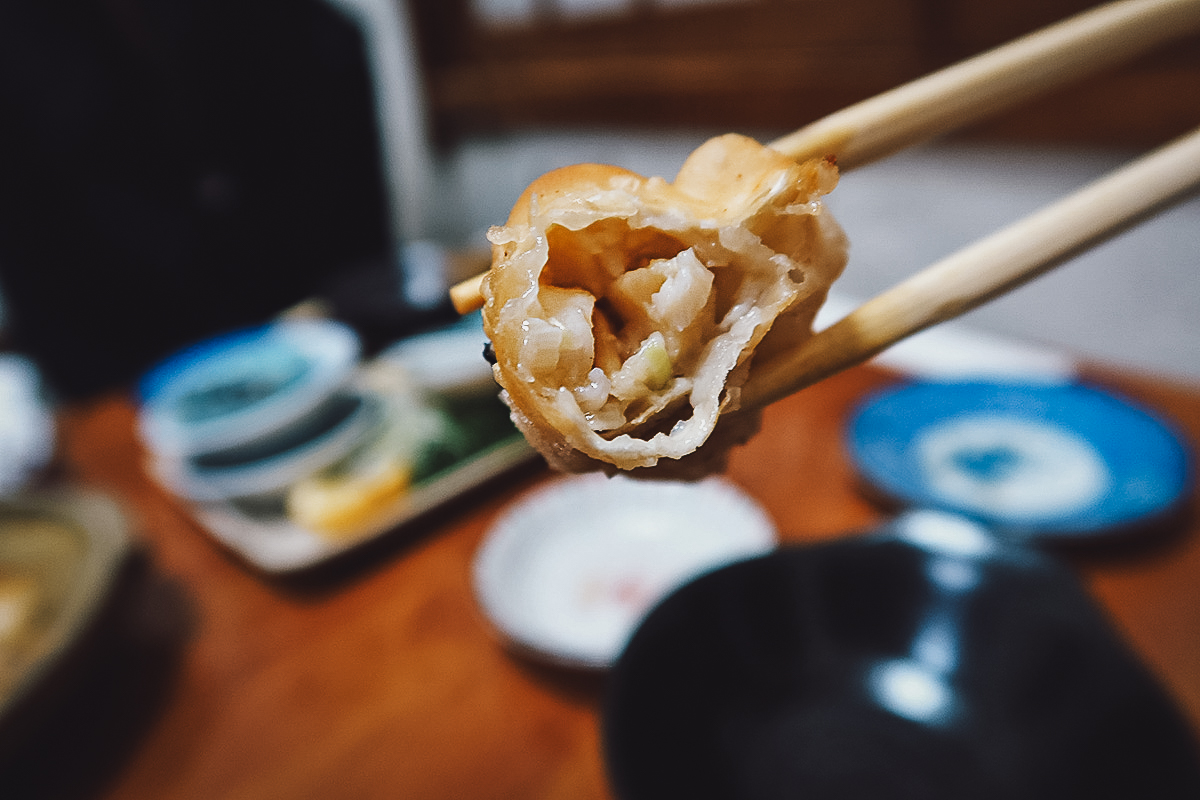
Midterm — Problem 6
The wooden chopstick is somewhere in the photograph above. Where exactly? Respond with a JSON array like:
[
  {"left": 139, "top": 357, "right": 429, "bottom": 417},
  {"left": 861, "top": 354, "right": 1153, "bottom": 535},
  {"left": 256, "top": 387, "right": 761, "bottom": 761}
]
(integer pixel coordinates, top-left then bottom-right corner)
[
  {"left": 770, "top": 0, "right": 1200, "bottom": 169},
  {"left": 449, "top": 0, "right": 1200, "bottom": 316},
  {"left": 740, "top": 124, "right": 1200, "bottom": 410},
  {"left": 449, "top": 272, "right": 486, "bottom": 316}
]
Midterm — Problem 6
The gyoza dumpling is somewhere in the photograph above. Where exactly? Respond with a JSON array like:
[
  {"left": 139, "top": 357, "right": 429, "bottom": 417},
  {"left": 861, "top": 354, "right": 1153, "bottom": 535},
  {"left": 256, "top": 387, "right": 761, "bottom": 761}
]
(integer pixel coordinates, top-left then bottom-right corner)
[{"left": 481, "top": 134, "right": 848, "bottom": 474}]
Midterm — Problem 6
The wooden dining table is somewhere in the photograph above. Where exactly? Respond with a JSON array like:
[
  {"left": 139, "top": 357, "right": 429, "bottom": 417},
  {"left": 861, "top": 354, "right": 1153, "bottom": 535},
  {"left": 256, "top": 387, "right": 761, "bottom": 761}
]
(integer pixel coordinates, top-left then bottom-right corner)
[{"left": 24, "top": 358, "right": 1200, "bottom": 799}]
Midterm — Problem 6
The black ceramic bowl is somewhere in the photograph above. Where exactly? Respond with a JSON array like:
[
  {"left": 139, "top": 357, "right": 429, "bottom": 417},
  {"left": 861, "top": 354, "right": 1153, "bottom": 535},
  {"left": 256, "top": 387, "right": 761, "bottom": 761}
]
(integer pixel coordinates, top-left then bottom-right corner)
[{"left": 602, "top": 511, "right": 1200, "bottom": 800}]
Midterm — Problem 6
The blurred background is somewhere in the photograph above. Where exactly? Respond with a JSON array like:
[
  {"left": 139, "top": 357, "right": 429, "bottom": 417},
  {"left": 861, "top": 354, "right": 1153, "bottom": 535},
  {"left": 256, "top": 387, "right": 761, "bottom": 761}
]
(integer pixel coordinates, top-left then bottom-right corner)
[
  {"left": 416, "top": 0, "right": 1200, "bottom": 384},
  {"left": 0, "top": 3, "right": 1198, "bottom": 797},
  {"left": 0, "top": 0, "right": 1198, "bottom": 403}
]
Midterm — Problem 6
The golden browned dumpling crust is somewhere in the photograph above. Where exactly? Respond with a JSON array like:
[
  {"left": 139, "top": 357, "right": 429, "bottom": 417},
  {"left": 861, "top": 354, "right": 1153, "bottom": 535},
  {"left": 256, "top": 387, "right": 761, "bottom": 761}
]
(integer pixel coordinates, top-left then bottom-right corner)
[{"left": 482, "top": 134, "right": 848, "bottom": 474}]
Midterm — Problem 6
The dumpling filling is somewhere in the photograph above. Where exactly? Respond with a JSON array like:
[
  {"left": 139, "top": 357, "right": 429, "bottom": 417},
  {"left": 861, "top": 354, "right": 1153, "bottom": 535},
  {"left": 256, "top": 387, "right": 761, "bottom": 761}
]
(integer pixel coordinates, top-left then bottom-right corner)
[{"left": 482, "top": 134, "right": 849, "bottom": 473}]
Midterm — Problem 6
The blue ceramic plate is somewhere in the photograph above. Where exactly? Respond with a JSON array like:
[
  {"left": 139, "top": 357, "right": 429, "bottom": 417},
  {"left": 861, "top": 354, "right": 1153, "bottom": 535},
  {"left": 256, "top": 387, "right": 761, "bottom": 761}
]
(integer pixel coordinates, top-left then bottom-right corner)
[
  {"left": 138, "top": 319, "right": 360, "bottom": 458},
  {"left": 845, "top": 381, "right": 1191, "bottom": 541},
  {"left": 603, "top": 512, "right": 1200, "bottom": 800}
]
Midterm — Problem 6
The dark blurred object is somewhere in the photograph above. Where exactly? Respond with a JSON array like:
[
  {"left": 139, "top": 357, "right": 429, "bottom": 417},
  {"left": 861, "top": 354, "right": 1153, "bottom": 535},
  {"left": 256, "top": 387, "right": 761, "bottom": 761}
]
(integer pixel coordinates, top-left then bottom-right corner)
[
  {"left": 0, "top": 0, "right": 393, "bottom": 401},
  {"left": 412, "top": 0, "right": 1200, "bottom": 150},
  {"left": 317, "top": 244, "right": 461, "bottom": 358},
  {"left": 603, "top": 511, "right": 1200, "bottom": 800},
  {"left": 0, "top": 535, "right": 192, "bottom": 799},
  {"left": 0, "top": 489, "right": 147, "bottom": 764},
  {"left": 412, "top": 0, "right": 924, "bottom": 141}
]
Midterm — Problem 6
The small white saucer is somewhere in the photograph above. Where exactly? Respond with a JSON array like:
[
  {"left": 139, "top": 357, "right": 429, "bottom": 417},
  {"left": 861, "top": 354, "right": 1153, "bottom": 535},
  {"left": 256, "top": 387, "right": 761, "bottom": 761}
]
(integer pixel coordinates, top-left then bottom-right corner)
[
  {"left": 472, "top": 474, "right": 777, "bottom": 670},
  {"left": 377, "top": 312, "right": 495, "bottom": 396},
  {"left": 0, "top": 356, "right": 54, "bottom": 496}
]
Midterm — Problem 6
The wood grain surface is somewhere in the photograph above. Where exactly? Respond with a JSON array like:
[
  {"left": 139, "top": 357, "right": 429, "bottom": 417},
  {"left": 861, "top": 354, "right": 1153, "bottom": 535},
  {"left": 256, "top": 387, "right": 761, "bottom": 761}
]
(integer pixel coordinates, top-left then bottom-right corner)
[
  {"left": 27, "top": 361, "right": 1200, "bottom": 799},
  {"left": 417, "top": 0, "right": 1200, "bottom": 151}
]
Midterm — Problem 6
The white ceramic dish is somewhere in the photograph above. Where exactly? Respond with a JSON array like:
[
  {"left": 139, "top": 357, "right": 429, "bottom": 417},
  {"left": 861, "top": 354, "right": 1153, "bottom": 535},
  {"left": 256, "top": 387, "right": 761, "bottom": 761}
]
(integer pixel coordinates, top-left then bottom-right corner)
[
  {"left": 472, "top": 474, "right": 777, "bottom": 670},
  {"left": 145, "top": 365, "right": 536, "bottom": 575},
  {"left": 167, "top": 436, "right": 535, "bottom": 574},
  {"left": 378, "top": 312, "right": 495, "bottom": 396},
  {"left": 141, "top": 316, "right": 542, "bottom": 576},
  {"left": 0, "top": 356, "right": 55, "bottom": 497}
]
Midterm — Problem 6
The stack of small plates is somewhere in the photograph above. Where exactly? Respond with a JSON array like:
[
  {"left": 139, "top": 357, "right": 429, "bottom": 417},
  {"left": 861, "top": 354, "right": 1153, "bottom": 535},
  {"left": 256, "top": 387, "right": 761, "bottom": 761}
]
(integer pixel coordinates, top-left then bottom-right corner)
[{"left": 138, "top": 319, "right": 370, "bottom": 507}]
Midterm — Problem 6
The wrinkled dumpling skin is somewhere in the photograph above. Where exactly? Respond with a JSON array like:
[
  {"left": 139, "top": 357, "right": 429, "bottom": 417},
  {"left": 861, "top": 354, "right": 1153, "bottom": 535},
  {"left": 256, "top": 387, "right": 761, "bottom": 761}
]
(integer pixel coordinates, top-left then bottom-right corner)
[{"left": 482, "top": 134, "right": 848, "bottom": 475}]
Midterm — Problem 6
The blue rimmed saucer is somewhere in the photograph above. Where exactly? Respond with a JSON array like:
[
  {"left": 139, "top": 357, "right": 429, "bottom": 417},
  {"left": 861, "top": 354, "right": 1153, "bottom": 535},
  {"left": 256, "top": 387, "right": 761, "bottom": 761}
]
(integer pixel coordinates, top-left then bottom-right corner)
[
  {"left": 845, "top": 381, "right": 1191, "bottom": 542},
  {"left": 138, "top": 319, "right": 361, "bottom": 459}
]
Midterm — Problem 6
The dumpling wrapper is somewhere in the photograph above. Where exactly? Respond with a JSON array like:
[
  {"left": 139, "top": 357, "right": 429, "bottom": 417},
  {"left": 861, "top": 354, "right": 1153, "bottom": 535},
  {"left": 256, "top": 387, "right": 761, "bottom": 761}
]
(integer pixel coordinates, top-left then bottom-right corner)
[{"left": 482, "top": 134, "right": 848, "bottom": 475}]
